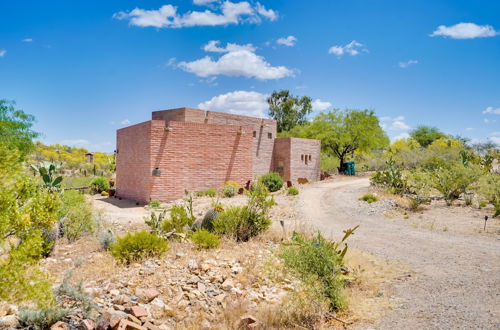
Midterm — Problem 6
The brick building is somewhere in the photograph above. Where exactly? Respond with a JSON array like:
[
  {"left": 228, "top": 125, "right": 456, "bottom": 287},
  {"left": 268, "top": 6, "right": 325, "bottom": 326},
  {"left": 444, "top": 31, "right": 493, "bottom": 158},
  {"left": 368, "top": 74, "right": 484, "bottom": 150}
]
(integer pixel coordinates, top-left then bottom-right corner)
[{"left": 116, "top": 107, "right": 320, "bottom": 202}]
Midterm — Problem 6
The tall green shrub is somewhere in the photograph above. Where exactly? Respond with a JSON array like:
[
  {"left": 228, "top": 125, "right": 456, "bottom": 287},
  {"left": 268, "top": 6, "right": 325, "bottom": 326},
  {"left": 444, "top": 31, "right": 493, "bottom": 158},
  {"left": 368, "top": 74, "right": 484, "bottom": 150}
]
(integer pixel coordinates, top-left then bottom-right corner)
[
  {"left": 110, "top": 231, "right": 168, "bottom": 264},
  {"left": 260, "top": 172, "right": 284, "bottom": 192}
]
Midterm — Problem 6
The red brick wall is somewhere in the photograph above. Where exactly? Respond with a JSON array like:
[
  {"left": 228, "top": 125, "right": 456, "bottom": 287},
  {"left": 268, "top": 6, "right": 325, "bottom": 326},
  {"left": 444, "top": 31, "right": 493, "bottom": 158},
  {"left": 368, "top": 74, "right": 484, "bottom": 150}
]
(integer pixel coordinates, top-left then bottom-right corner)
[
  {"left": 149, "top": 120, "right": 253, "bottom": 201},
  {"left": 151, "top": 108, "right": 276, "bottom": 177},
  {"left": 116, "top": 121, "right": 152, "bottom": 202},
  {"left": 273, "top": 137, "right": 321, "bottom": 183}
]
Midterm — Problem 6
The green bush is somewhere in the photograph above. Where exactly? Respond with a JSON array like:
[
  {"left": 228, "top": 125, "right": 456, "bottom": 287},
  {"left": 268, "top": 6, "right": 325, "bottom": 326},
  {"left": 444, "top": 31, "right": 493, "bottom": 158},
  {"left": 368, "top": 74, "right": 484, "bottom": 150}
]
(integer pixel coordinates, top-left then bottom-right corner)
[
  {"left": 146, "top": 205, "right": 194, "bottom": 236},
  {"left": 90, "top": 176, "right": 110, "bottom": 193},
  {"left": 359, "top": 193, "right": 378, "bottom": 203},
  {"left": 476, "top": 174, "right": 500, "bottom": 217},
  {"left": 149, "top": 200, "right": 161, "bottom": 208},
  {"left": 260, "top": 172, "right": 284, "bottom": 192},
  {"left": 222, "top": 184, "right": 237, "bottom": 197},
  {"left": 19, "top": 307, "right": 70, "bottom": 329},
  {"left": 110, "top": 231, "right": 168, "bottom": 264},
  {"left": 370, "top": 158, "right": 407, "bottom": 194},
  {"left": 58, "top": 190, "right": 95, "bottom": 242},
  {"left": 479, "top": 200, "right": 488, "bottom": 208},
  {"left": 213, "top": 182, "right": 274, "bottom": 241},
  {"left": 190, "top": 229, "right": 221, "bottom": 249},
  {"left": 206, "top": 188, "right": 217, "bottom": 197},
  {"left": 279, "top": 228, "right": 358, "bottom": 311},
  {"left": 287, "top": 186, "right": 299, "bottom": 196},
  {"left": 98, "top": 229, "right": 115, "bottom": 251}
]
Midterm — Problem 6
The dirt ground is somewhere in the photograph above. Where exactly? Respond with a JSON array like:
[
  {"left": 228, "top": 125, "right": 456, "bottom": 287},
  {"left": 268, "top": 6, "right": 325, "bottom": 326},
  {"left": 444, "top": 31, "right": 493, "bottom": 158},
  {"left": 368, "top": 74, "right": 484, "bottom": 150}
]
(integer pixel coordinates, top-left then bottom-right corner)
[{"left": 298, "top": 177, "right": 500, "bottom": 330}]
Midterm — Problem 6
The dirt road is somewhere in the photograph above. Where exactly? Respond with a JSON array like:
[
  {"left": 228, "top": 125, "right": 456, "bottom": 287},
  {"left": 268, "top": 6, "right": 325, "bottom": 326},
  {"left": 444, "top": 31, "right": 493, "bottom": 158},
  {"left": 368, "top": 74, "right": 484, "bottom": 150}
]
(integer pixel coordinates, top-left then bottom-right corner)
[{"left": 299, "top": 178, "right": 500, "bottom": 329}]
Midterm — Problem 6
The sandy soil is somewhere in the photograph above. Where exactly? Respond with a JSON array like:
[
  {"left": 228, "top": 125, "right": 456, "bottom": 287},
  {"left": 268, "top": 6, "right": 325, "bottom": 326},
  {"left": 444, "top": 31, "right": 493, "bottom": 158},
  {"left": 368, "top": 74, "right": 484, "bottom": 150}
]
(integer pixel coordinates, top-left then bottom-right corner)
[{"left": 297, "top": 177, "right": 500, "bottom": 329}]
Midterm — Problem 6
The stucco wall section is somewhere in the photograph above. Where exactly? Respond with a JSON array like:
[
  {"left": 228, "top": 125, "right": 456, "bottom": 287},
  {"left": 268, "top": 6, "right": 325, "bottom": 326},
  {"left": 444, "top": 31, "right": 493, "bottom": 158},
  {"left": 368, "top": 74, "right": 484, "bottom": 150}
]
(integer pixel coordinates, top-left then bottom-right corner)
[
  {"left": 116, "top": 121, "right": 152, "bottom": 202},
  {"left": 289, "top": 138, "right": 321, "bottom": 183},
  {"left": 149, "top": 120, "right": 253, "bottom": 201},
  {"left": 272, "top": 138, "right": 292, "bottom": 181}
]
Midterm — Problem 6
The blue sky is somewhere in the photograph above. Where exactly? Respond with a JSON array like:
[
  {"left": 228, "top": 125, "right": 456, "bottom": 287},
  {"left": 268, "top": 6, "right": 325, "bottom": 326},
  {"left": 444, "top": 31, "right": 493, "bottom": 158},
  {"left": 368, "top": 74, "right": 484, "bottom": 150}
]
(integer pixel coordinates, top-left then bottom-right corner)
[{"left": 1, "top": 0, "right": 499, "bottom": 152}]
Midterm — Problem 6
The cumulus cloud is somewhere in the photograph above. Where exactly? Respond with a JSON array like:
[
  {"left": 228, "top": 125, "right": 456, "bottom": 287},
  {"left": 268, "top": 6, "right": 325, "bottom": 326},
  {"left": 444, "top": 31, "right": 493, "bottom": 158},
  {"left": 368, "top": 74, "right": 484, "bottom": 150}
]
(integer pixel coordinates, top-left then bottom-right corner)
[
  {"left": 193, "top": 0, "right": 218, "bottom": 5},
  {"left": 113, "top": 1, "right": 277, "bottom": 28},
  {"left": 0, "top": 50, "right": 6, "bottom": 57},
  {"left": 22, "top": 38, "right": 33, "bottom": 42},
  {"left": 198, "top": 90, "right": 269, "bottom": 118},
  {"left": 328, "top": 40, "right": 367, "bottom": 57},
  {"left": 392, "top": 132, "right": 410, "bottom": 141},
  {"left": 203, "top": 40, "right": 256, "bottom": 53},
  {"left": 312, "top": 99, "right": 331, "bottom": 112},
  {"left": 430, "top": 22, "right": 498, "bottom": 39},
  {"left": 276, "top": 35, "right": 297, "bottom": 47},
  {"left": 483, "top": 106, "right": 500, "bottom": 115},
  {"left": 178, "top": 42, "right": 293, "bottom": 80},
  {"left": 380, "top": 116, "right": 411, "bottom": 131},
  {"left": 399, "top": 59, "right": 418, "bottom": 68}
]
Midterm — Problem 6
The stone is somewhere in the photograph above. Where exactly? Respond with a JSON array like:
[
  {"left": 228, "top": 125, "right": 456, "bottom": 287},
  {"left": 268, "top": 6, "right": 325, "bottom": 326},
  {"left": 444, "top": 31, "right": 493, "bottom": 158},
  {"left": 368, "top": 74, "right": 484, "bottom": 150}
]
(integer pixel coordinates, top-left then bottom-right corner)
[
  {"left": 186, "top": 275, "right": 200, "bottom": 284},
  {"left": 142, "top": 321, "right": 159, "bottom": 330},
  {"left": 109, "top": 316, "right": 122, "bottom": 329},
  {"left": 143, "top": 288, "right": 160, "bottom": 302},
  {"left": 187, "top": 259, "right": 198, "bottom": 271},
  {"left": 149, "top": 298, "right": 166, "bottom": 319},
  {"left": 127, "top": 314, "right": 142, "bottom": 325},
  {"left": 163, "top": 305, "right": 175, "bottom": 317},
  {"left": 51, "top": 321, "right": 70, "bottom": 330},
  {"left": 110, "top": 289, "right": 121, "bottom": 296},
  {"left": 78, "top": 319, "right": 95, "bottom": 330},
  {"left": 113, "top": 295, "right": 129, "bottom": 305},
  {"left": 221, "top": 279, "right": 234, "bottom": 291},
  {"left": 200, "top": 319, "right": 211, "bottom": 329},
  {"left": 130, "top": 306, "right": 148, "bottom": 318},
  {"left": 116, "top": 319, "right": 146, "bottom": 330},
  {"left": 197, "top": 282, "right": 206, "bottom": 293},
  {"left": 175, "top": 253, "right": 186, "bottom": 259},
  {"left": 236, "top": 315, "right": 261, "bottom": 329},
  {"left": 158, "top": 325, "right": 172, "bottom": 330}
]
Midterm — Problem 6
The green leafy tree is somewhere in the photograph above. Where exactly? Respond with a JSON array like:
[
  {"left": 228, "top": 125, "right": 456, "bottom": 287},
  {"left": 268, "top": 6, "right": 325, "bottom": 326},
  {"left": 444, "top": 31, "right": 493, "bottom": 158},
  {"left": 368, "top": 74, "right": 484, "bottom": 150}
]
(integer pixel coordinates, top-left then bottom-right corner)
[
  {"left": 289, "top": 109, "right": 389, "bottom": 173},
  {"left": 0, "top": 99, "right": 39, "bottom": 159},
  {"left": 267, "top": 90, "right": 312, "bottom": 133},
  {"left": 409, "top": 126, "right": 446, "bottom": 148}
]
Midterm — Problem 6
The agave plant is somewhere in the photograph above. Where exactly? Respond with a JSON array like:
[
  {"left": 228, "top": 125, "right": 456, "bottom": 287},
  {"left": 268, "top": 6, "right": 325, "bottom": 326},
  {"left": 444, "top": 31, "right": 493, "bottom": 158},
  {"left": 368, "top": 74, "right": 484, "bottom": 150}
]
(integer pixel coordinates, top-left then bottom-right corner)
[{"left": 31, "top": 161, "right": 63, "bottom": 191}]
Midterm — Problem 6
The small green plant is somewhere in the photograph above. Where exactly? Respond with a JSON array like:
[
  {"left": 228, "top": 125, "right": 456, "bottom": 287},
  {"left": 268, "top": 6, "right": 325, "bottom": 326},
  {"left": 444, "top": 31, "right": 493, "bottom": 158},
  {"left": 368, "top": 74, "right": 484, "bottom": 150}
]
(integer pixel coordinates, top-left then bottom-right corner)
[
  {"left": 222, "top": 184, "right": 237, "bottom": 197},
  {"left": 31, "top": 161, "right": 63, "bottom": 191},
  {"left": 479, "top": 200, "right": 488, "bottom": 208},
  {"left": 279, "top": 227, "right": 358, "bottom": 312},
  {"left": 97, "top": 229, "right": 115, "bottom": 251},
  {"left": 359, "top": 193, "right": 378, "bottom": 203},
  {"left": 408, "top": 196, "right": 427, "bottom": 211},
  {"left": 370, "top": 158, "right": 407, "bottom": 194},
  {"left": 19, "top": 307, "right": 70, "bottom": 329},
  {"left": 90, "top": 176, "right": 110, "bottom": 193},
  {"left": 464, "top": 196, "right": 473, "bottom": 206},
  {"left": 260, "top": 172, "right": 284, "bottom": 192},
  {"left": 57, "top": 190, "right": 95, "bottom": 242},
  {"left": 189, "top": 229, "right": 221, "bottom": 249},
  {"left": 195, "top": 191, "right": 205, "bottom": 197},
  {"left": 287, "top": 186, "right": 299, "bottom": 196},
  {"left": 110, "top": 231, "right": 168, "bottom": 264},
  {"left": 162, "top": 205, "right": 194, "bottom": 233},
  {"left": 100, "top": 190, "right": 109, "bottom": 197},
  {"left": 149, "top": 200, "right": 161, "bottom": 208},
  {"left": 205, "top": 188, "right": 217, "bottom": 197}
]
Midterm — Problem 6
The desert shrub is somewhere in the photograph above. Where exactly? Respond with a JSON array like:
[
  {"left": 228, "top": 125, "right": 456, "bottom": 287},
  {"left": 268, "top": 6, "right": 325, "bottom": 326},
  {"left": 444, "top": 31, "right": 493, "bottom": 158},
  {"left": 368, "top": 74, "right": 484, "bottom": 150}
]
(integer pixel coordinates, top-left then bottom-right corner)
[
  {"left": 100, "top": 191, "right": 109, "bottom": 197},
  {"left": 194, "top": 207, "right": 223, "bottom": 232},
  {"left": 260, "top": 172, "right": 284, "bottom": 192},
  {"left": 320, "top": 154, "right": 339, "bottom": 174},
  {"left": 162, "top": 205, "right": 194, "bottom": 233},
  {"left": 110, "top": 231, "right": 168, "bottom": 264},
  {"left": 476, "top": 174, "right": 500, "bottom": 217},
  {"left": 407, "top": 196, "right": 427, "bottom": 211},
  {"left": 90, "top": 176, "right": 109, "bottom": 193},
  {"left": 213, "top": 182, "right": 274, "bottom": 241},
  {"left": 359, "top": 193, "right": 378, "bottom": 203},
  {"left": 149, "top": 200, "right": 161, "bottom": 208},
  {"left": 279, "top": 228, "right": 358, "bottom": 311},
  {"left": 222, "top": 184, "right": 237, "bottom": 197},
  {"left": 195, "top": 191, "right": 205, "bottom": 197},
  {"left": 370, "top": 158, "right": 408, "bottom": 194},
  {"left": 205, "top": 188, "right": 217, "bottom": 197},
  {"left": 225, "top": 181, "right": 241, "bottom": 189},
  {"left": 97, "top": 229, "right": 115, "bottom": 251},
  {"left": 189, "top": 229, "right": 221, "bottom": 249},
  {"left": 479, "top": 200, "right": 488, "bottom": 208},
  {"left": 287, "top": 186, "right": 299, "bottom": 196},
  {"left": 19, "top": 306, "right": 70, "bottom": 329},
  {"left": 57, "top": 190, "right": 95, "bottom": 242}
]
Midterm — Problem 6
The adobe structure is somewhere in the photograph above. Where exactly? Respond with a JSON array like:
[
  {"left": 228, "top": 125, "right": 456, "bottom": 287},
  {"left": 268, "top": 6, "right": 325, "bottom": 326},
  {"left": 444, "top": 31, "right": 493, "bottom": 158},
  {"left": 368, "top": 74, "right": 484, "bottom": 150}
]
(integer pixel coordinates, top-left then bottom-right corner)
[{"left": 116, "top": 107, "right": 321, "bottom": 202}]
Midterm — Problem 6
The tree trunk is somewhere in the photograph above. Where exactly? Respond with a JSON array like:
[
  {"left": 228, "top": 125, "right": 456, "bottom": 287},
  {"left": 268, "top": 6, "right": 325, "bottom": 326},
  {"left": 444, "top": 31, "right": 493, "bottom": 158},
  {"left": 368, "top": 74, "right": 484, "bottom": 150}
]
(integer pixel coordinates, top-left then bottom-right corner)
[{"left": 338, "top": 156, "right": 346, "bottom": 174}]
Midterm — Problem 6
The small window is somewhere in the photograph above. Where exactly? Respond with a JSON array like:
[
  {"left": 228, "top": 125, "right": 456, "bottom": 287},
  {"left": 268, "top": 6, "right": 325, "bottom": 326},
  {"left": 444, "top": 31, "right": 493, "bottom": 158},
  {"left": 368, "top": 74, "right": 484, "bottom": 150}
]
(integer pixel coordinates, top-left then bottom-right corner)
[
  {"left": 268, "top": 132, "right": 272, "bottom": 139},
  {"left": 309, "top": 155, "right": 312, "bottom": 161},
  {"left": 253, "top": 131, "right": 256, "bottom": 137},
  {"left": 305, "top": 156, "right": 308, "bottom": 165},
  {"left": 301, "top": 155, "right": 304, "bottom": 161}
]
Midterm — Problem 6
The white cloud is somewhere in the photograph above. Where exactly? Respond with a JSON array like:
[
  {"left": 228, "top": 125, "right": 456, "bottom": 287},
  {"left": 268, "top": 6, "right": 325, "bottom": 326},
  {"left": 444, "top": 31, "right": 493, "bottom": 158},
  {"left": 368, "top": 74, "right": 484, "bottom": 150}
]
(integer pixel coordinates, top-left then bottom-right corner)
[
  {"left": 193, "top": 0, "right": 218, "bottom": 5},
  {"left": 328, "top": 40, "right": 367, "bottom": 57},
  {"left": 392, "top": 132, "right": 410, "bottom": 141},
  {"left": 465, "top": 127, "right": 475, "bottom": 131},
  {"left": 276, "top": 35, "right": 297, "bottom": 47},
  {"left": 484, "top": 118, "right": 496, "bottom": 124},
  {"left": 120, "top": 119, "right": 131, "bottom": 125},
  {"left": 430, "top": 22, "right": 498, "bottom": 39},
  {"left": 255, "top": 2, "right": 278, "bottom": 21},
  {"left": 199, "top": 90, "right": 269, "bottom": 118},
  {"left": 60, "top": 139, "right": 90, "bottom": 147},
  {"left": 312, "top": 99, "right": 331, "bottom": 111},
  {"left": 178, "top": 44, "right": 293, "bottom": 80},
  {"left": 0, "top": 50, "right": 6, "bottom": 57},
  {"left": 399, "top": 59, "right": 418, "bottom": 68},
  {"left": 113, "top": 1, "right": 277, "bottom": 28},
  {"left": 483, "top": 106, "right": 500, "bottom": 115},
  {"left": 380, "top": 116, "right": 410, "bottom": 131},
  {"left": 203, "top": 40, "right": 256, "bottom": 53},
  {"left": 22, "top": 38, "right": 33, "bottom": 42}
]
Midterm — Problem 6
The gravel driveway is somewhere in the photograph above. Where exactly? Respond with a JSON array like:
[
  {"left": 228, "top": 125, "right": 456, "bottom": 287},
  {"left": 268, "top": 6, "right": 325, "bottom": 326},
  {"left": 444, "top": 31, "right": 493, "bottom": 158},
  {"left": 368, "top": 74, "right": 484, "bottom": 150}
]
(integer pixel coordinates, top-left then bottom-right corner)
[{"left": 298, "top": 178, "right": 500, "bottom": 330}]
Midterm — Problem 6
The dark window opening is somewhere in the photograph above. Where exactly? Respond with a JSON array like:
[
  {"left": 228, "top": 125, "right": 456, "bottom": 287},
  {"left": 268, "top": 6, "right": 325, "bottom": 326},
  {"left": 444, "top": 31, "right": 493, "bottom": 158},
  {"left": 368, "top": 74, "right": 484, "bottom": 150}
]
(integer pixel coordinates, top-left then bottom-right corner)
[
  {"left": 268, "top": 132, "right": 272, "bottom": 139},
  {"left": 309, "top": 155, "right": 312, "bottom": 161},
  {"left": 301, "top": 154, "right": 304, "bottom": 161},
  {"left": 253, "top": 131, "right": 256, "bottom": 138}
]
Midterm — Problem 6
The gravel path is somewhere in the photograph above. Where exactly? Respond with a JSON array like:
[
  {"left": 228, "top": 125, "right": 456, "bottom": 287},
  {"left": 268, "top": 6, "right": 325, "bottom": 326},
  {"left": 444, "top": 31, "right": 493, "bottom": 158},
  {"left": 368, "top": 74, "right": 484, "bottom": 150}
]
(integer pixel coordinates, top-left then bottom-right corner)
[{"left": 298, "top": 178, "right": 500, "bottom": 330}]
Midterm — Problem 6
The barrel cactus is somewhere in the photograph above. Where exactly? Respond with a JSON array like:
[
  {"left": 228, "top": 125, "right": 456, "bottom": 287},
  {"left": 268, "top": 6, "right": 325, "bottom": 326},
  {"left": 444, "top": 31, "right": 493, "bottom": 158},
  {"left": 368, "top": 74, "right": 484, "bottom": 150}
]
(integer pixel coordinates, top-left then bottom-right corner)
[{"left": 192, "top": 206, "right": 224, "bottom": 232}]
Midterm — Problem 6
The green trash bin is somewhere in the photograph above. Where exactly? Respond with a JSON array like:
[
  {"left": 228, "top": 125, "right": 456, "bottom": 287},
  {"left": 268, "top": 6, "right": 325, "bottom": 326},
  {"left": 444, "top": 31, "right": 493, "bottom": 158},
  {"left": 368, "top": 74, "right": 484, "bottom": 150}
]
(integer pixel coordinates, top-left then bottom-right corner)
[{"left": 346, "top": 161, "right": 356, "bottom": 176}]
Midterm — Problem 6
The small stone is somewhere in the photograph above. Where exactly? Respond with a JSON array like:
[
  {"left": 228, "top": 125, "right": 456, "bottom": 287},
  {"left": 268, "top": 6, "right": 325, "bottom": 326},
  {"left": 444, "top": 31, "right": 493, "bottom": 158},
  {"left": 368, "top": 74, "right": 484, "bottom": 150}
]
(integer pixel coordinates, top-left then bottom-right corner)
[
  {"left": 186, "top": 275, "right": 200, "bottom": 284},
  {"left": 143, "top": 321, "right": 160, "bottom": 330},
  {"left": 221, "top": 279, "right": 234, "bottom": 291},
  {"left": 127, "top": 314, "right": 142, "bottom": 325},
  {"left": 130, "top": 306, "right": 148, "bottom": 318},
  {"left": 51, "top": 321, "right": 69, "bottom": 330},
  {"left": 163, "top": 305, "right": 174, "bottom": 317},
  {"left": 110, "top": 289, "right": 120, "bottom": 296},
  {"left": 116, "top": 319, "right": 146, "bottom": 330},
  {"left": 175, "top": 253, "right": 186, "bottom": 259},
  {"left": 143, "top": 288, "right": 160, "bottom": 302},
  {"left": 130, "top": 295, "right": 139, "bottom": 302},
  {"left": 236, "top": 315, "right": 261, "bottom": 330},
  {"left": 149, "top": 298, "right": 166, "bottom": 319},
  {"left": 200, "top": 319, "right": 211, "bottom": 329},
  {"left": 197, "top": 282, "right": 206, "bottom": 293},
  {"left": 143, "top": 260, "right": 156, "bottom": 268},
  {"left": 78, "top": 319, "right": 95, "bottom": 330},
  {"left": 113, "top": 295, "right": 129, "bottom": 305},
  {"left": 109, "top": 316, "right": 122, "bottom": 329}
]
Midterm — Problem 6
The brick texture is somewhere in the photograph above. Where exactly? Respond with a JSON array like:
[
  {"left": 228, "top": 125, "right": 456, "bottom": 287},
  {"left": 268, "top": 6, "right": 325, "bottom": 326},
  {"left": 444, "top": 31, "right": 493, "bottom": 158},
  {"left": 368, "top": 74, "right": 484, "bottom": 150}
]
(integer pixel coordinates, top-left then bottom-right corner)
[{"left": 273, "top": 137, "right": 321, "bottom": 183}]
